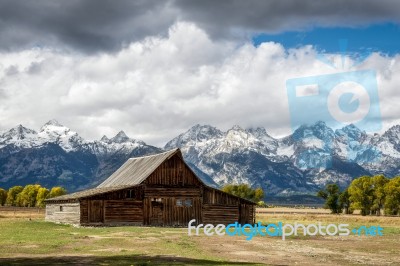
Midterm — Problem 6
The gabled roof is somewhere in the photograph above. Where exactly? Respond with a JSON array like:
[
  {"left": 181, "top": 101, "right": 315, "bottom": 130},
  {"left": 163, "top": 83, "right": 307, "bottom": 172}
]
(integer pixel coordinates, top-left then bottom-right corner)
[{"left": 97, "top": 148, "right": 181, "bottom": 188}]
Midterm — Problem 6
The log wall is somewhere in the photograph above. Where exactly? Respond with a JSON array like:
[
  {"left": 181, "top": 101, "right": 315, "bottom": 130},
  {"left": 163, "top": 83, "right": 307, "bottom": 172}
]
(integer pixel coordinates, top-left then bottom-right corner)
[
  {"left": 80, "top": 187, "right": 144, "bottom": 225},
  {"left": 240, "top": 204, "right": 255, "bottom": 224},
  {"left": 202, "top": 204, "right": 239, "bottom": 224},
  {"left": 104, "top": 200, "right": 143, "bottom": 223},
  {"left": 145, "top": 154, "right": 202, "bottom": 186},
  {"left": 143, "top": 196, "right": 202, "bottom": 226},
  {"left": 203, "top": 187, "right": 240, "bottom": 205},
  {"left": 45, "top": 202, "right": 80, "bottom": 224}
]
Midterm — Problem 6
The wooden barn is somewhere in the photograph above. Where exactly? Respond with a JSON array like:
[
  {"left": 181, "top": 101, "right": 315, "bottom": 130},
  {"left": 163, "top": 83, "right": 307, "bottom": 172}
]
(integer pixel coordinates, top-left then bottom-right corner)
[{"left": 45, "top": 148, "right": 256, "bottom": 226}]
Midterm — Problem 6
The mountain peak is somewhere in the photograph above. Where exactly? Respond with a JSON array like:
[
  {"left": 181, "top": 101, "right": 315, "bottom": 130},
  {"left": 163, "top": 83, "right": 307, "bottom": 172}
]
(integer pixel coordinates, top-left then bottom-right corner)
[
  {"left": 40, "top": 119, "right": 70, "bottom": 134},
  {"left": 187, "top": 124, "right": 222, "bottom": 139},
  {"left": 230, "top": 125, "right": 244, "bottom": 131},
  {"left": 384, "top": 125, "right": 400, "bottom": 135},
  {"left": 164, "top": 124, "right": 223, "bottom": 149},
  {"left": 292, "top": 121, "right": 334, "bottom": 141},
  {"left": 100, "top": 135, "right": 110, "bottom": 142},
  {"left": 247, "top": 127, "right": 270, "bottom": 137},
  {"left": 342, "top": 123, "right": 361, "bottom": 132},
  {"left": 336, "top": 123, "right": 365, "bottom": 141},
  {"left": 383, "top": 125, "right": 400, "bottom": 142},
  {"left": 5, "top": 124, "right": 37, "bottom": 139},
  {"left": 111, "top": 130, "right": 130, "bottom": 143},
  {"left": 42, "top": 119, "right": 63, "bottom": 127}
]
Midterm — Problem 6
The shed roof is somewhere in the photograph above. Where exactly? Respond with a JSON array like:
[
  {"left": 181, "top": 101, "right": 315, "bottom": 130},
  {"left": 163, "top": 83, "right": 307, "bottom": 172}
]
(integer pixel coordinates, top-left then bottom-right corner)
[{"left": 44, "top": 185, "right": 134, "bottom": 201}]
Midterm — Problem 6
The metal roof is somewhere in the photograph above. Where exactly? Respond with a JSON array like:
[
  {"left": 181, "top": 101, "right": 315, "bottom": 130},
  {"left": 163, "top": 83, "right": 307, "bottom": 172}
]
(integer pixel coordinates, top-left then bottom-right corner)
[
  {"left": 45, "top": 185, "right": 134, "bottom": 201},
  {"left": 97, "top": 148, "right": 180, "bottom": 188}
]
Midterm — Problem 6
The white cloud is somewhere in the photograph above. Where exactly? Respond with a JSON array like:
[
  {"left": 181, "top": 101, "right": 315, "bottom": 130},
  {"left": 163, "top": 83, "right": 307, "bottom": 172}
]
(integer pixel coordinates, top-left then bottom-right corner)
[{"left": 0, "top": 22, "right": 399, "bottom": 146}]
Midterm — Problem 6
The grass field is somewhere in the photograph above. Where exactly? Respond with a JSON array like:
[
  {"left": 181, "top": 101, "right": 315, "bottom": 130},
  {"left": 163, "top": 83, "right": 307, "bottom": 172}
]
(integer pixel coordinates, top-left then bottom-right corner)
[{"left": 0, "top": 207, "right": 399, "bottom": 265}]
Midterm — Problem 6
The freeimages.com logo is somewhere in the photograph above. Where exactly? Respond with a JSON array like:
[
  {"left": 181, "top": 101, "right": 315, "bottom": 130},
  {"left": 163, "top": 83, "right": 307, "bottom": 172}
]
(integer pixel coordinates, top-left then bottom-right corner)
[{"left": 286, "top": 40, "right": 382, "bottom": 168}]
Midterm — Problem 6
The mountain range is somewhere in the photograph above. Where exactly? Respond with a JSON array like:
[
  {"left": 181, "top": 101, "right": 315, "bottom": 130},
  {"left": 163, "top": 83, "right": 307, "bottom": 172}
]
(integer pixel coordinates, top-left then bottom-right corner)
[{"left": 1, "top": 119, "right": 399, "bottom": 198}]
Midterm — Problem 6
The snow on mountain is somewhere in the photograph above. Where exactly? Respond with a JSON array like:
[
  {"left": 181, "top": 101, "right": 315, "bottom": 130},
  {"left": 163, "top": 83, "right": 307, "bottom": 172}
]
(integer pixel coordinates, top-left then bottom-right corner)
[
  {"left": 166, "top": 122, "right": 400, "bottom": 195},
  {"left": 1, "top": 120, "right": 400, "bottom": 196},
  {"left": 0, "top": 125, "right": 38, "bottom": 149},
  {"left": 110, "top": 131, "right": 130, "bottom": 143},
  {"left": 165, "top": 124, "right": 311, "bottom": 193},
  {"left": 0, "top": 120, "right": 84, "bottom": 152},
  {"left": 37, "top": 119, "right": 84, "bottom": 152},
  {"left": 0, "top": 120, "right": 164, "bottom": 192},
  {"left": 0, "top": 120, "right": 150, "bottom": 155}
]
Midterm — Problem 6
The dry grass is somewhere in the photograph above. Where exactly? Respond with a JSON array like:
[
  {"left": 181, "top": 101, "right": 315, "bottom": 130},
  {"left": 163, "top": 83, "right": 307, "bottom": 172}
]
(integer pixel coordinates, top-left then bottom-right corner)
[
  {"left": 0, "top": 207, "right": 45, "bottom": 219},
  {"left": 0, "top": 207, "right": 399, "bottom": 265}
]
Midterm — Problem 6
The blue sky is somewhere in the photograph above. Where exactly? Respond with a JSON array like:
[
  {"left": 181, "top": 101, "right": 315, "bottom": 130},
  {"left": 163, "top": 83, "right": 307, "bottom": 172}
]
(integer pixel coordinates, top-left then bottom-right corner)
[{"left": 253, "top": 23, "right": 400, "bottom": 56}]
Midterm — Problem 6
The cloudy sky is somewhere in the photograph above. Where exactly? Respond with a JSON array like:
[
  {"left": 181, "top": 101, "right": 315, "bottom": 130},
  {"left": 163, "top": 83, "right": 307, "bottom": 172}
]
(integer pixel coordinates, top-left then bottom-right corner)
[{"left": 0, "top": 0, "right": 400, "bottom": 146}]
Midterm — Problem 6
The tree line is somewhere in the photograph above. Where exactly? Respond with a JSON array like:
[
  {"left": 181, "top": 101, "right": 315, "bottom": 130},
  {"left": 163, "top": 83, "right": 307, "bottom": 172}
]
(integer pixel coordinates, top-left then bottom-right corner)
[
  {"left": 0, "top": 184, "right": 67, "bottom": 208},
  {"left": 222, "top": 184, "right": 264, "bottom": 203},
  {"left": 317, "top": 175, "right": 400, "bottom": 216}
]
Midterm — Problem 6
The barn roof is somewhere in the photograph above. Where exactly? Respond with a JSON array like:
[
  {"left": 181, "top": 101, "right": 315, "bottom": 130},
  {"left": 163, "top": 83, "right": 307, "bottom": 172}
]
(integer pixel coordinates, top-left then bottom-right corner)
[
  {"left": 44, "top": 185, "right": 134, "bottom": 201},
  {"left": 97, "top": 148, "right": 181, "bottom": 188},
  {"left": 46, "top": 148, "right": 183, "bottom": 201}
]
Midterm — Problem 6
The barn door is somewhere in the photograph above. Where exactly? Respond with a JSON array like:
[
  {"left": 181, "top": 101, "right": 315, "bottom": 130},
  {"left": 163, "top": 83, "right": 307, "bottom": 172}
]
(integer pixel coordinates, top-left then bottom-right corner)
[
  {"left": 150, "top": 198, "right": 164, "bottom": 226},
  {"left": 89, "top": 200, "right": 104, "bottom": 223}
]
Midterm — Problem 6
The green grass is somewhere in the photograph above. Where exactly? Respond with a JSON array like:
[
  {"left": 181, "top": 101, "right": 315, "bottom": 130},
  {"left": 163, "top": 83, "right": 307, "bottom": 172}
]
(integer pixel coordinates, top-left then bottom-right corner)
[
  {"left": 1, "top": 211, "right": 399, "bottom": 265},
  {"left": 0, "top": 219, "right": 264, "bottom": 265}
]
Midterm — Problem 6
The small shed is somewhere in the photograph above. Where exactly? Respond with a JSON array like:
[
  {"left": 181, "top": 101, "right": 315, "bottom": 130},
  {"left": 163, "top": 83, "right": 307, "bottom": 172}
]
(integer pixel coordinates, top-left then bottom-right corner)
[{"left": 45, "top": 148, "right": 256, "bottom": 226}]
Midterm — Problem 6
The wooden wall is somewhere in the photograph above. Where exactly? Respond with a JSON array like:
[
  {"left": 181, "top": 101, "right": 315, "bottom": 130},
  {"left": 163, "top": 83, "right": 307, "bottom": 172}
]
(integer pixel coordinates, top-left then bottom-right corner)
[
  {"left": 80, "top": 187, "right": 144, "bottom": 225},
  {"left": 203, "top": 187, "right": 239, "bottom": 205},
  {"left": 202, "top": 204, "right": 239, "bottom": 224},
  {"left": 45, "top": 202, "right": 80, "bottom": 224},
  {"left": 145, "top": 154, "right": 202, "bottom": 187},
  {"left": 202, "top": 187, "right": 255, "bottom": 225},
  {"left": 143, "top": 196, "right": 202, "bottom": 226},
  {"left": 80, "top": 199, "right": 88, "bottom": 224},
  {"left": 144, "top": 187, "right": 201, "bottom": 197},
  {"left": 104, "top": 200, "right": 143, "bottom": 223},
  {"left": 239, "top": 204, "right": 255, "bottom": 224}
]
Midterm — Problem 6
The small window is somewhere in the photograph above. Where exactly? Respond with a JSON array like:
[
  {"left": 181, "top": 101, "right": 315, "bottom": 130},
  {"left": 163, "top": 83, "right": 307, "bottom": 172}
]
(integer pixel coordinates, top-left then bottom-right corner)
[
  {"left": 59, "top": 206, "right": 63, "bottom": 212},
  {"left": 184, "top": 199, "right": 192, "bottom": 207},
  {"left": 176, "top": 198, "right": 192, "bottom": 207},
  {"left": 176, "top": 199, "right": 183, "bottom": 207}
]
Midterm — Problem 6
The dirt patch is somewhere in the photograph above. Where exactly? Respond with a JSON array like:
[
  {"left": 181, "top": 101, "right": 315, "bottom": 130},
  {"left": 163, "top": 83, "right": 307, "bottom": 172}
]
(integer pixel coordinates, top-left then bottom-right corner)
[{"left": 192, "top": 233, "right": 400, "bottom": 265}]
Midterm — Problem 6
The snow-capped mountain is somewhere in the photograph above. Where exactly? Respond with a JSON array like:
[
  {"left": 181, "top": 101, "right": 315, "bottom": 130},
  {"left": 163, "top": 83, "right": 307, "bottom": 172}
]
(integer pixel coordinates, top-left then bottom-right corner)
[
  {"left": 166, "top": 122, "right": 400, "bottom": 195},
  {"left": 1, "top": 120, "right": 399, "bottom": 197},
  {"left": 0, "top": 119, "right": 84, "bottom": 152},
  {"left": 0, "top": 120, "right": 163, "bottom": 191}
]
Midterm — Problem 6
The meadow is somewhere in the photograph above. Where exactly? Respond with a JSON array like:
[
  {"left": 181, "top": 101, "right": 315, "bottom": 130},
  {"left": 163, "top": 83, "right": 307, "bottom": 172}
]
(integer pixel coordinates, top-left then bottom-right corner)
[{"left": 0, "top": 207, "right": 399, "bottom": 265}]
